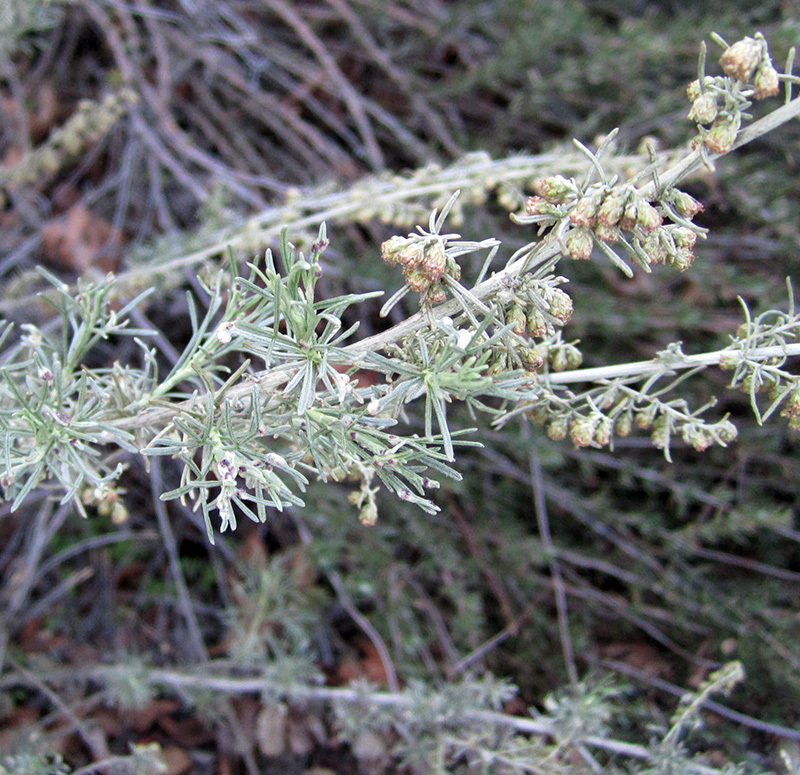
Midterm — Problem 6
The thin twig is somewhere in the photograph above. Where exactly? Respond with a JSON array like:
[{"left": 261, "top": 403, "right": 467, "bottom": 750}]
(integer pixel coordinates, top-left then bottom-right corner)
[
  {"left": 150, "top": 458, "right": 208, "bottom": 661},
  {"left": 529, "top": 444, "right": 579, "bottom": 687}
]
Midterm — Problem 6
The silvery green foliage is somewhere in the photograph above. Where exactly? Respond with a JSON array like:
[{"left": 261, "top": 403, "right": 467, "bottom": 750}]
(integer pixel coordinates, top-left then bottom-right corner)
[{"left": 1, "top": 32, "right": 799, "bottom": 545}]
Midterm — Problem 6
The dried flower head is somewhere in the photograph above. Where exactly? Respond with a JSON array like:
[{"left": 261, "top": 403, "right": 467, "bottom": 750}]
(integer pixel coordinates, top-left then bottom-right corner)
[
  {"left": 720, "top": 35, "right": 764, "bottom": 81},
  {"left": 753, "top": 59, "right": 780, "bottom": 99},
  {"left": 686, "top": 76, "right": 716, "bottom": 102},
  {"left": 780, "top": 388, "right": 800, "bottom": 419},
  {"left": 704, "top": 113, "right": 741, "bottom": 154},
  {"left": 569, "top": 190, "right": 604, "bottom": 228},
  {"left": 670, "top": 191, "right": 704, "bottom": 218}
]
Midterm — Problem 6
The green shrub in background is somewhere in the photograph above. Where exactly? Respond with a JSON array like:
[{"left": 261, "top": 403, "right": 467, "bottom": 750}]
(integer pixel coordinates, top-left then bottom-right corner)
[{"left": 2, "top": 3, "right": 800, "bottom": 773}]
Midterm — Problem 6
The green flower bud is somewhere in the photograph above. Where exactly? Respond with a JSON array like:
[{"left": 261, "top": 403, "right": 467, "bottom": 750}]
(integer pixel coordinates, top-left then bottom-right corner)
[
  {"left": 526, "top": 405, "right": 549, "bottom": 424},
  {"left": 550, "top": 348, "right": 568, "bottom": 372},
  {"left": 404, "top": 266, "right": 430, "bottom": 292},
  {"left": 111, "top": 501, "right": 129, "bottom": 525},
  {"left": 538, "top": 175, "right": 575, "bottom": 203},
  {"left": 525, "top": 195, "right": 562, "bottom": 218},
  {"left": 615, "top": 413, "right": 632, "bottom": 437},
  {"left": 670, "top": 246, "right": 694, "bottom": 271},
  {"left": 597, "top": 190, "right": 628, "bottom": 227},
  {"left": 548, "top": 417, "right": 568, "bottom": 441},
  {"left": 570, "top": 418, "right": 596, "bottom": 448},
  {"left": 593, "top": 417, "right": 613, "bottom": 447},
  {"left": 686, "top": 77, "right": 715, "bottom": 101},
  {"left": 547, "top": 289, "right": 573, "bottom": 325},
  {"left": 526, "top": 307, "right": 549, "bottom": 338},
  {"left": 397, "top": 241, "right": 425, "bottom": 268},
  {"left": 674, "top": 227, "right": 697, "bottom": 249},
  {"left": 688, "top": 93, "right": 719, "bottom": 125},
  {"left": 635, "top": 405, "right": 657, "bottom": 429},
  {"left": 381, "top": 235, "right": 412, "bottom": 264},
  {"left": 716, "top": 420, "right": 737, "bottom": 443},
  {"left": 704, "top": 113, "right": 741, "bottom": 155},
  {"left": 508, "top": 304, "right": 528, "bottom": 335},
  {"left": 565, "top": 227, "right": 594, "bottom": 260},
  {"left": 683, "top": 426, "right": 711, "bottom": 452},
  {"left": 620, "top": 200, "right": 639, "bottom": 231},
  {"left": 359, "top": 498, "right": 378, "bottom": 525},
  {"left": 564, "top": 345, "right": 583, "bottom": 370},
  {"left": 487, "top": 350, "right": 509, "bottom": 375},
  {"left": 635, "top": 200, "right": 663, "bottom": 232},
  {"left": 650, "top": 416, "right": 669, "bottom": 449},
  {"left": 445, "top": 254, "right": 462, "bottom": 281},
  {"left": 520, "top": 347, "right": 545, "bottom": 372},
  {"left": 424, "top": 285, "right": 447, "bottom": 305}
]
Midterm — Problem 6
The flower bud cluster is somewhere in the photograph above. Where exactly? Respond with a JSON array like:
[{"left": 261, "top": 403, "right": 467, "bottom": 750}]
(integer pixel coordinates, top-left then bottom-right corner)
[
  {"left": 780, "top": 387, "right": 800, "bottom": 431},
  {"left": 558, "top": 183, "right": 666, "bottom": 261},
  {"left": 81, "top": 484, "right": 129, "bottom": 524},
  {"left": 1, "top": 88, "right": 138, "bottom": 195},
  {"left": 561, "top": 412, "right": 613, "bottom": 448},
  {"left": 504, "top": 282, "right": 574, "bottom": 340},
  {"left": 681, "top": 419, "right": 737, "bottom": 451},
  {"left": 686, "top": 34, "right": 780, "bottom": 156},
  {"left": 486, "top": 342, "right": 546, "bottom": 375},
  {"left": 720, "top": 34, "right": 780, "bottom": 98},
  {"left": 631, "top": 402, "right": 738, "bottom": 453},
  {"left": 633, "top": 224, "right": 698, "bottom": 271},
  {"left": 547, "top": 341, "right": 583, "bottom": 372},
  {"left": 381, "top": 234, "right": 461, "bottom": 305}
]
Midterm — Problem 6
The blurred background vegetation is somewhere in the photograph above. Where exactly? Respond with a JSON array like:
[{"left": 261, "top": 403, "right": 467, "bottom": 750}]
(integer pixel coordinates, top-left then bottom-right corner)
[{"left": 1, "top": 0, "right": 799, "bottom": 772}]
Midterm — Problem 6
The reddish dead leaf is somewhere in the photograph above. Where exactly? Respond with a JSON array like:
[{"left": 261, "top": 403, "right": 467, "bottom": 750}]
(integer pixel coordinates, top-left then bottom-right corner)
[
  {"left": 331, "top": 635, "right": 390, "bottom": 687},
  {"left": 158, "top": 711, "right": 215, "bottom": 748},
  {"left": 42, "top": 204, "right": 124, "bottom": 273},
  {"left": 128, "top": 699, "right": 182, "bottom": 733},
  {"left": 28, "top": 84, "right": 61, "bottom": 140},
  {"left": 161, "top": 745, "right": 194, "bottom": 775},
  {"left": 0, "top": 704, "right": 39, "bottom": 752},
  {"left": 599, "top": 640, "right": 674, "bottom": 680},
  {"left": 355, "top": 635, "right": 390, "bottom": 685}
]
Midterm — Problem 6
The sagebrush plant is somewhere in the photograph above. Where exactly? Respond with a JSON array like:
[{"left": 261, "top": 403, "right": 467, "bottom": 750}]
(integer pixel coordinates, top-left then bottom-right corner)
[
  {"left": 1, "top": 31, "right": 799, "bottom": 542},
  {"left": 2, "top": 25, "right": 800, "bottom": 775}
]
